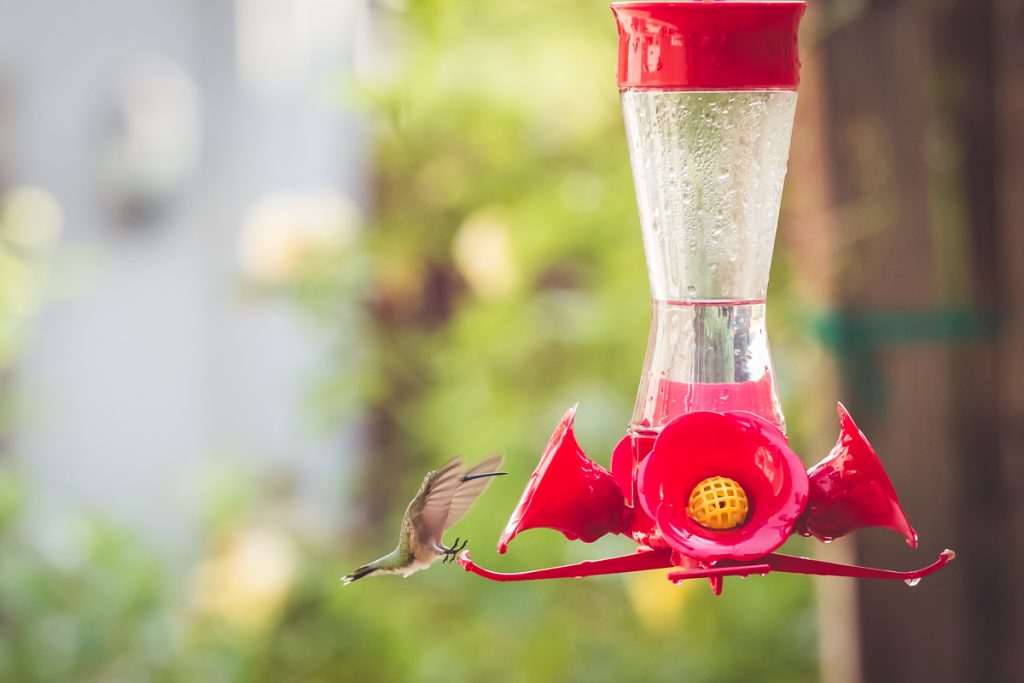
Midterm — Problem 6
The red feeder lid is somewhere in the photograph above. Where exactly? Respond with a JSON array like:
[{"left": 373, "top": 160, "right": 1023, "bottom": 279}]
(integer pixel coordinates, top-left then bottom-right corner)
[{"left": 611, "top": 1, "right": 806, "bottom": 90}]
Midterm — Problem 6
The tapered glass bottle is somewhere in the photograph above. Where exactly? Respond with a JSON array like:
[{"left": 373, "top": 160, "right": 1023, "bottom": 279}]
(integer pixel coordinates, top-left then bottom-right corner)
[{"left": 614, "top": 1, "right": 804, "bottom": 439}]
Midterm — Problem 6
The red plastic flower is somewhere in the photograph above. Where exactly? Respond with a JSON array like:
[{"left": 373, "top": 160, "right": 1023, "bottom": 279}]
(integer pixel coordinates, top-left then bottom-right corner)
[
  {"left": 497, "top": 404, "right": 627, "bottom": 553},
  {"left": 797, "top": 403, "right": 917, "bottom": 547},
  {"left": 637, "top": 411, "right": 809, "bottom": 562}
]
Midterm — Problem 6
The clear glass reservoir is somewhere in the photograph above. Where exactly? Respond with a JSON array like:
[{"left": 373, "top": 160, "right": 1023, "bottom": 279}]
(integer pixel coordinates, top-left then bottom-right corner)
[{"left": 622, "top": 90, "right": 798, "bottom": 432}]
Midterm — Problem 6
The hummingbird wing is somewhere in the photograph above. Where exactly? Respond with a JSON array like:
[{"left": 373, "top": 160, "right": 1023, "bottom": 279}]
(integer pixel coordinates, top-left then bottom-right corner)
[
  {"left": 411, "top": 456, "right": 466, "bottom": 547},
  {"left": 443, "top": 453, "right": 505, "bottom": 531}
]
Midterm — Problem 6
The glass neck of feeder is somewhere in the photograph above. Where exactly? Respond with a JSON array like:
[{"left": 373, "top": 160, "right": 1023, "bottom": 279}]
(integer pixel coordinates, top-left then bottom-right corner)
[{"left": 622, "top": 89, "right": 798, "bottom": 432}]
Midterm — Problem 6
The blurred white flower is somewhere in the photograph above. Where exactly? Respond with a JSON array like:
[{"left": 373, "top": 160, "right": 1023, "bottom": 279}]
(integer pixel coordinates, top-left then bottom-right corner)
[
  {"left": 452, "top": 213, "right": 519, "bottom": 299},
  {"left": 239, "top": 190, "right": 359, "bottom": 286},
  {"left": 0, "top": 186, "right": 64, "bottom": 253},
  {"left": 189, "top": 526, "right": 298, "bottom": 631}
]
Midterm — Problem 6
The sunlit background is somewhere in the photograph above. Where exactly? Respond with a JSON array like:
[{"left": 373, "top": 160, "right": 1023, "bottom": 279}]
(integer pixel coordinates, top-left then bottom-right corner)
[{"left": 0, "top": 1, "right": 1020, "bottom": 682}]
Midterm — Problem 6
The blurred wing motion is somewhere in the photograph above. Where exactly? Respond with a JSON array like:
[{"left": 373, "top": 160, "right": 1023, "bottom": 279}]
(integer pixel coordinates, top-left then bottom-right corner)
[
  {"left": 414, "top": 453, "right": 505, "bottom": 548},
  {"left": 415, "top": 456, "right": 469, "bottom": 542},
  {"left": 341, "top": 454, "right": 505, "bottom": 585},
  {"left": 444, "top": 454, "right": 505, "bottom": 530}
]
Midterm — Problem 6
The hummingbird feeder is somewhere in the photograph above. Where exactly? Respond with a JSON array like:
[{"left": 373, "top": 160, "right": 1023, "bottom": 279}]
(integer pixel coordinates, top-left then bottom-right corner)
[{"left": 458, "top": 0, "right": 954, "bottom": 594}]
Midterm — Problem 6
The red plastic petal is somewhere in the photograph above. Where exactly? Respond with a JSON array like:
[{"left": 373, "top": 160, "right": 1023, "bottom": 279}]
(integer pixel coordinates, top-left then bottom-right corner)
[
  {"left": 610, "top": 435, "right": 635, "bottom": 507},
  {"left": 497, "top": 405, "right": 628, "bottom": 553},
  {"left": 637, "top": 411, "right": 809, "bottom": 562},
  {"left": 614, "top": 431, "right": 664, "bottom": 548},
  {"left": 797, "top": 404, "right": 918, "bottom": 547}
]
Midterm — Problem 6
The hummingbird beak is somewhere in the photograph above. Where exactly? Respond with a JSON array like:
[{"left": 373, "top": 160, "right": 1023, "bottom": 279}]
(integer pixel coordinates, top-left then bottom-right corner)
[{"left": 462, "top": 471, "right": 508, "bottom": 482}]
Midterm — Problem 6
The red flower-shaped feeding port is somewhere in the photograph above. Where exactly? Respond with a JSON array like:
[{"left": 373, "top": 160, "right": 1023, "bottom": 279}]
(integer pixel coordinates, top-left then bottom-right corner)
[
  {"left": 497, "top": 404, "right": 629, "bottom": 553},
  {"left": 459, "top": 404, "right": 954, "bottom": 594},
  {"left": 638, "top": 411, "right": 808, "bottom": 563},
  {"left": 797, "top": 404, "right": 918, "bottom": 547}
]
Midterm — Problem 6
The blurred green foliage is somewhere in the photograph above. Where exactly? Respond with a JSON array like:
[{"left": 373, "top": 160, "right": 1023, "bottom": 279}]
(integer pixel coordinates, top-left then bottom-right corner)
[
  {"left": 0, "top": 480, "right": 816, "bottom": 682},
  {"left": 0, "top": 0, "right": 821, "bottom": 681}
]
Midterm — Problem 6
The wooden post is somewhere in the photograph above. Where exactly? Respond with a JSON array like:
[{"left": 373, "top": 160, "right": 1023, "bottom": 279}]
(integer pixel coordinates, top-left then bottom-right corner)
[{"left": 993, "top": 0, "right": 1024, "bottom": 678}]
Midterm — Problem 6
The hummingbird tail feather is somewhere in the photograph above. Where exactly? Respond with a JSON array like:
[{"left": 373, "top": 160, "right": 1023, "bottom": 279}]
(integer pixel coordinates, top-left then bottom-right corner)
[{"left": 341, "top": 564, "right": 378, "bottom": 585}]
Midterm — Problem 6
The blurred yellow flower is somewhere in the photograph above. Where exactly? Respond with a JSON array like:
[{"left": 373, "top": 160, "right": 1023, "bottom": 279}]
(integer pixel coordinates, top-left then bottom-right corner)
[
  {"left": 189, "top": 526, "right": 297, "bottom": 631},
  {"left": 239, "top": 190, "right": 359, "bottom": 286},
  {"left": 625, "top": 569, "right": 691, "bottom": 632},
  {"left": 452, "top": 213, "right": 519, "bottom": 299}
]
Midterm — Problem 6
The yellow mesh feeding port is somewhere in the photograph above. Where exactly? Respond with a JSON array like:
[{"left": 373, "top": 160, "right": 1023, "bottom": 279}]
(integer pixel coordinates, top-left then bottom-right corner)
[{"left": 687, "top": 476, "right": 749, "bottom": 530}]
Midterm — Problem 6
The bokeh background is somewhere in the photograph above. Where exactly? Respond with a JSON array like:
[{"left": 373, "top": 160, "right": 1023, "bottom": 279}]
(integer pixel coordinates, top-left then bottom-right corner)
[{"left": 0, "top": 1, "right": 1021, "bottom": 682}]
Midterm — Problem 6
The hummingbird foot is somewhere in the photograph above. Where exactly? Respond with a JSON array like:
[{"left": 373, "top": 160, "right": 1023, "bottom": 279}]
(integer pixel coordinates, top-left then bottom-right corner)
[{"left": 441, "top": 537, "right": 469, "bottom": 564}]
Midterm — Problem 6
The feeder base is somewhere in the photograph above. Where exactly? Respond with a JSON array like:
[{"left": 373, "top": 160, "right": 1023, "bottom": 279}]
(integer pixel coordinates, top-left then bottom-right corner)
[{"left": 458, "top": 548, "right": 955, "bottom": 596}]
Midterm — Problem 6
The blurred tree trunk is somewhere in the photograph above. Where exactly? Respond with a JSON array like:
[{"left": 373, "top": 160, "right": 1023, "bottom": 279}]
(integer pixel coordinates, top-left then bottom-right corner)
[
  {"left": 816, "top": 0, "right": 1022, "bottom": 681},
  {"left": 354, "top": 264, "right": 459, "bottom": 539},
  {"left": 994, "top": 0, "right": 1024, "bottom": 678}
]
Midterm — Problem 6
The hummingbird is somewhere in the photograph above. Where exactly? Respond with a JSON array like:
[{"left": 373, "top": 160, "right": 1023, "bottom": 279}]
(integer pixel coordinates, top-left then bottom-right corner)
[{"left": 342, "top": 454, "right": 505, "bottom": 584}]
